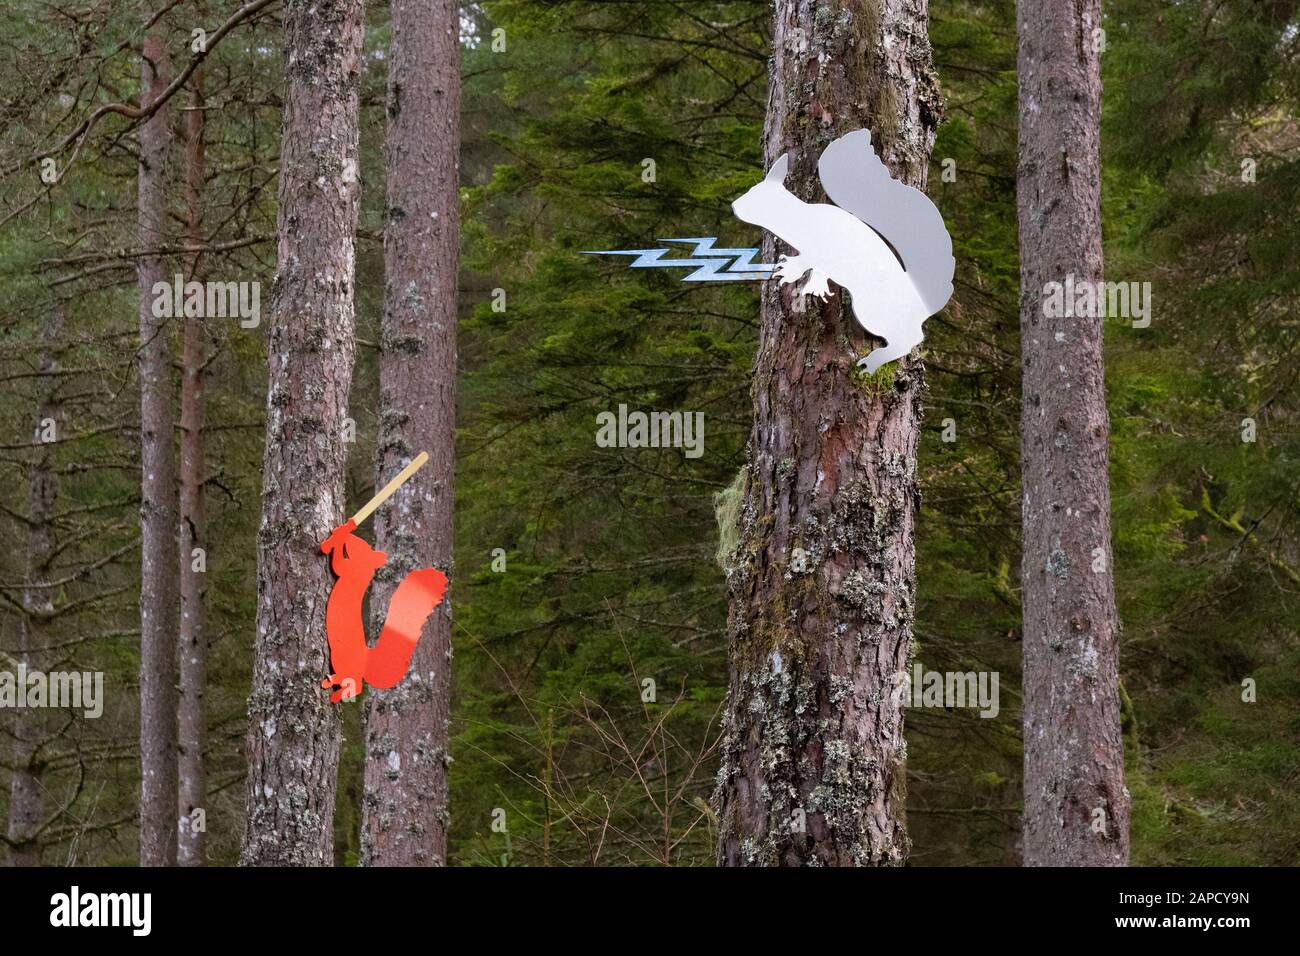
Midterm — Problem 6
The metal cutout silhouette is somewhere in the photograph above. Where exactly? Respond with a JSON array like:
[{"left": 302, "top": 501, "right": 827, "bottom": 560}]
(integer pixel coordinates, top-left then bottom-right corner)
[
  {"left": 588, "top": 129, "right": 955, "bottom": 372},
  {"left": 319, "top": 452, "right": 448, "bottom": 703}
]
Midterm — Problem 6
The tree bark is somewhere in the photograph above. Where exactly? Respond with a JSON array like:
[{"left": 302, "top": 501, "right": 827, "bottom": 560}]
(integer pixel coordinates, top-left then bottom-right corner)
[
  {"left": 1016, "top": 0, "right": 1130, "bottom": 865},
  {"left": 137, "top": 27, "right": 179, "bottom": 868},
  {"left": 6, "top": 307, "right": 63, "bottom": 867},
  {"left": 360, "top": 0, "right": 460, "bottom": 867},
  {"left": 178, "top": 29, "right": 208, "bottom": 867},
  {"left": 241, "top": 0, "right": 365, "bottom": 866},
  {"left": 714, "top": 0, "right": 942, "bottom": 866}
]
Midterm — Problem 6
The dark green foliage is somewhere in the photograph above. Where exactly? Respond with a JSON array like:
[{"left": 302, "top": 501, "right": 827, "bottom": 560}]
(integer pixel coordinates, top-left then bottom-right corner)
[
  {"left": 451, "top": 1, "right": 766, "bottom": 864},
  {"left": 1103, "top": 0, "right": 1300, "bottom": 865},
  {"left": 0, "top": 0, "right": 1293, "bottom": 866}
]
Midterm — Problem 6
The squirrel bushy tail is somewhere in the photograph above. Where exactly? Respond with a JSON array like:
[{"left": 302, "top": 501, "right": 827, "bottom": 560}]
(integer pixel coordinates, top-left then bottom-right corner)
[
  {"left": 365, "top": 567, "right": 448, "bottom": 689},
  {"left": 816, "top": 129, "right": 955, "bottom": 317}
]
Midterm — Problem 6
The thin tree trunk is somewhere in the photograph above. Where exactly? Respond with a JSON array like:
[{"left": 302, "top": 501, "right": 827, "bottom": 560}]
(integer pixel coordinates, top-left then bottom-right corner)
[
  {"left": 360, "top": 0, "right": 460, "bottom": 867},
  {"left": 177, "top": 27, "right": 208, "bottom": 867},
  {"left": 6, "top": 307, "right": 63, "bottom": 867},
  {"left": 1016, "top": 0, "right": 1130, "bottom": 865},
  {"left": 714, "top": 0, "right": 942, "bottom": 866},
  {"left": 240, "top": 0, "right": 365, "bottom": 866},
  {"left": 137, "top": 27, "right": 179, "bottom": 868}
]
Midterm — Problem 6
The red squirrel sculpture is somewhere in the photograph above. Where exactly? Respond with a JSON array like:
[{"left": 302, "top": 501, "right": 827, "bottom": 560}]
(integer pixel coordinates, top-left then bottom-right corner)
[{"left": 319, "top": 519, "right": 448, "bottom": 703}]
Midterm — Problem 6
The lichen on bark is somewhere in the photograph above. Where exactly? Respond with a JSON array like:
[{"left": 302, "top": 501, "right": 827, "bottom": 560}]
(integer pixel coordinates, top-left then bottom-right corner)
[
  {"left": 714, "top": 0, "right": 941, "bottom": 867},
  {"left": 240, "top": 0, "right": 366, "bottom": 868},
  {"left": 1016, "top": 0, "right": 1130, "bottom": 866},
  {"left": 360, "top": 0, "right": 460, "bottom": 867}
]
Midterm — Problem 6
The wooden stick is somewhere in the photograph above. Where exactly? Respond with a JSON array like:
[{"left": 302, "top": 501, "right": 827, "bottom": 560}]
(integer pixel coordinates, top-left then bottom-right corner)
[{"left": 350, "top": 451, "right": 428, "bottom": 527}]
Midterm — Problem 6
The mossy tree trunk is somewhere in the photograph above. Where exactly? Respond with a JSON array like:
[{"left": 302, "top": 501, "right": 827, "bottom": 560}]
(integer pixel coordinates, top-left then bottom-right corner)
[
  {"left": 714, "top": 0, "right": 942, "bottom": 866},
  {"left": 241, "top": 0, "right": 365, "bottom": 866},
  {"left": 1016, "top": 0, "right": 1130, "bottom": 865}
]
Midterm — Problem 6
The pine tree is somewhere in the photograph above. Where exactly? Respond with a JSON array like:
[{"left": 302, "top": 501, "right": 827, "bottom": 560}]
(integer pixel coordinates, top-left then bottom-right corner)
[
  {"left": 1016, "top": 0, "right": 1129, "bottom": 865},
  {"left": 178, "top": 2, "right": 209, "bottom": 865},
  {"left": 5, "top": 305, "right": 63, "bottom": 866},
  {"left": 361, "top": 0, "right": 460, "bottom": 866},
  {"left": 714, "top": 0, "right": 943, "bottom": 866},
  {"left": 137, "top": 23, "right": 179, "bottom": 868},
  {"left": 241, "top": 0, "right": 365, "bottom": 867}
]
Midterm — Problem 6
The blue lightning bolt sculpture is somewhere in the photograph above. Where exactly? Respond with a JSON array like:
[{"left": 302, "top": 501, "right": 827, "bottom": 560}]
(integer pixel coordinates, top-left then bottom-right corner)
[{"left": 583, "top": 237, "right": 775, "bottom": 282}]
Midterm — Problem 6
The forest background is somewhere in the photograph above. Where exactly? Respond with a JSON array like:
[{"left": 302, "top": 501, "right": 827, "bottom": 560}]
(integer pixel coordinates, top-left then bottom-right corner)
[{"left": 0, "top": 0, "right": 1296, "bottom": 866}]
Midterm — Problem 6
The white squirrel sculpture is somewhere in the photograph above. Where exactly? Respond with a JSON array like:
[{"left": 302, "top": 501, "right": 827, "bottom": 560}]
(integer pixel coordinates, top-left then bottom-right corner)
[{"left": 731, "top": 129, "right": 954, "bottom": 373}]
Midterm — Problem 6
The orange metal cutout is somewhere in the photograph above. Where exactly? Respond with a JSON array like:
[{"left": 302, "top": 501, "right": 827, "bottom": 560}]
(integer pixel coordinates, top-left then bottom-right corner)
[{"left": 319, "top": 519, "right": 448, "bottom": 703}]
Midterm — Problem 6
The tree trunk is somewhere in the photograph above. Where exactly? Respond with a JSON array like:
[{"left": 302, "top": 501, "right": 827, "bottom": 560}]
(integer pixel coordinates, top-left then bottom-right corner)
[
  {"left": 137, "top": 28, "right": 179, "bottom": 868},
  {"left": 1016, "top": 0, "right": 1130, "bottom": 865},
  {"left": 714, "top": 0, "right": 942, "bottom": 866},
  {"left": 6, "top": 306, "right": 63, "bottom": 867},
  {"left": 178, "top": 35, "right": 208, "bottom": 868},
  {"left": 241, "top": 0, "right": 365, "bottom": 866},
  {"left": 360, "top": 0, "right": 460, "bottom": 867}
]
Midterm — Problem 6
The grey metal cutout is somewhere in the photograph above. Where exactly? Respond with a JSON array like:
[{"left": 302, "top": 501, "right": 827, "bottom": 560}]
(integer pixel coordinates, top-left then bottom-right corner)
[{"left": 731, "top": 129, "right": 955, "bottom": 373}]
